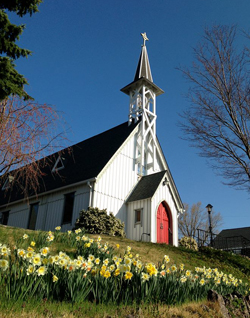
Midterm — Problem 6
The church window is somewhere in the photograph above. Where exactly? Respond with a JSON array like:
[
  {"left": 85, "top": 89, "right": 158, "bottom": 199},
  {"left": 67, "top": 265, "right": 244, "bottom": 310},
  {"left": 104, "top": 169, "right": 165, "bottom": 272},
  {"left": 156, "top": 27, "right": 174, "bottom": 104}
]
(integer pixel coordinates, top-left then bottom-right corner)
[
  {"left": 135, "top": 209, "right": 142, "bottom": 224},
  {"left": 28, "top": 203, "right": 39, "bottom": 230},
  {"left": 0, "top": 211, "right": 9, "bottom": 225},
  {"left": 62, "top": 192, "right": 75, "bottom": 224}
]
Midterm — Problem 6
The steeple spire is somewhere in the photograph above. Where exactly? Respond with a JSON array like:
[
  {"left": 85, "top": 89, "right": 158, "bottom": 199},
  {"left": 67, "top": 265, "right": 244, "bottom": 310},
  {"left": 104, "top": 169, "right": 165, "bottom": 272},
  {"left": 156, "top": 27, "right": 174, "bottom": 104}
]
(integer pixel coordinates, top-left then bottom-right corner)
[
  {"left": 134, "top": 33, "right": 153, "bottom": 82},
  {"left": 121, "top": 33, "right": 163, "bottom": 97}
]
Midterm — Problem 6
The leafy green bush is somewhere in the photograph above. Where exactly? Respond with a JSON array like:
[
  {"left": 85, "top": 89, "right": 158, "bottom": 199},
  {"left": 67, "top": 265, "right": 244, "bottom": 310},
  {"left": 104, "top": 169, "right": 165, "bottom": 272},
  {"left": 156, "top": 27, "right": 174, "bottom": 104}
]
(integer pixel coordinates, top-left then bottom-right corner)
[
  {"left": 75, "top": 207, "right": 125, "bottom": 237},
  {"left": 179, "top": 236, "right": 198, "bottom": 251}
]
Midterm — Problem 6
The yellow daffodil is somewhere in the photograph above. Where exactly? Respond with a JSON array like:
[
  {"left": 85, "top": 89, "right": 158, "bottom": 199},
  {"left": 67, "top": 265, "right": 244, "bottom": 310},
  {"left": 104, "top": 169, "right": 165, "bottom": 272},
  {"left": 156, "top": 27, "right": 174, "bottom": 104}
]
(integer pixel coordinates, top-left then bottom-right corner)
[
  {"left": 114, "top": 268, "right": 120, "bottom": 276},
  {"left": 124, "top": 271, "right": 133, "bottom": 280}
]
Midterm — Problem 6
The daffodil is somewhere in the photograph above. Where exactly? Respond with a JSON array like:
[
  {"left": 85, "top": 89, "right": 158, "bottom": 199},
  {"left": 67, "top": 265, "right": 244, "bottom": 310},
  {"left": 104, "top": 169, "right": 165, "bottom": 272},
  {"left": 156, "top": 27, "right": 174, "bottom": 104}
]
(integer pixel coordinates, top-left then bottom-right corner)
[
  {"left": 186, "top": 270, "right": 191, "bottom": 277},
  {"left": 141, "top": 272, "right": 150, "bottom": 282},
  {"left": 40, "top": 247, "right": 49, "bottom": 256},
  {"left": 26, "top": 265, "right": 35, "bottom": 275},
  {"left": 0, "top": 245, "right": 10, "bottom": 256},
  {"left": 104, "top": 270, "right": 111, "bottom": 278},
  {"left": 17, "top": 249, "right": 25, "bottom": 258},
  {"left": 180, "top": 276, "right": 187, "bottom": 283},
  {"left": 114, "top": 268, "right": 120, "bottom": 276},
  {"left": 164, "top": 255, "right": 170, "bottom": 263},
  {"left": 32, "top": 254, "right": 42, "bottom": 266},
  {"left": 103, "top": 258, "right": 109, "bottom": 266},
  {"left": 160, "top": 270, "right": 166, "bottom": 277},
  {"left": 0, "top": 259, "right": 9, "bottom": 271},
  {"left": 124, "top": 271, "right": 133, "bottom": 280},
  {"left": 37, "top": 266, "right": 47, "bottom": 276},
  {"left": 88, "top": 255, "right": 95, "bottom": 262},
  {"left": 171, "top": 265, "right": 177, "bottom": 272}
]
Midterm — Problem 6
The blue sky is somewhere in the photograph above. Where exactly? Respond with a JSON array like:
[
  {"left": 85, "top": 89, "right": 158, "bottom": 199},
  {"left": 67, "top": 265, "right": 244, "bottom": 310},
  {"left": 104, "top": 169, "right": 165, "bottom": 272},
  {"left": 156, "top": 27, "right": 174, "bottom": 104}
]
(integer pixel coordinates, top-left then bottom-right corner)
[{"left": 9, "top": 0, "right": 250, "bottom": 231}]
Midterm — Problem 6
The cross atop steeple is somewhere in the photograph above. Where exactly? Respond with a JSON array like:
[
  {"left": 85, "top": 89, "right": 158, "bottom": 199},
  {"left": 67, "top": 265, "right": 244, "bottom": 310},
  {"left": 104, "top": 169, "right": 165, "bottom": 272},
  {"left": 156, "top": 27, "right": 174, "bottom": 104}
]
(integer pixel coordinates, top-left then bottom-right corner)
[{"left": 141, "top": 32, "right": 149, "bottom": 46}]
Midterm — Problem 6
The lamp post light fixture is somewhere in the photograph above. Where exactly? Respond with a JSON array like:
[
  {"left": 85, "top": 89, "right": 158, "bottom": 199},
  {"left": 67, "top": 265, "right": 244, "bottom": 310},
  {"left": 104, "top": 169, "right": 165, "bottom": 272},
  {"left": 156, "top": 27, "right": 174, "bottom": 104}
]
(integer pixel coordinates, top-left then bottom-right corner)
[{"left": 206, "top": 204, "right": 213, "bottom": 247}]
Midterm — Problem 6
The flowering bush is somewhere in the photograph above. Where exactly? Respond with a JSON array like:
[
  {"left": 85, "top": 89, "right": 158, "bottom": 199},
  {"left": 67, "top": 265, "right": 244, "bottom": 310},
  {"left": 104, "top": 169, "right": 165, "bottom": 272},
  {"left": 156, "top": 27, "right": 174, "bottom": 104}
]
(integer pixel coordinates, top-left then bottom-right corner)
[
  {"left": 179, "top": 236, "right": 198, "bottom": 251},
  {"left": 0, "top": 230, "right": 249, "bottom": 305},
  {"left": 75, "top": 207, "right": 125, "bottom": 237}
]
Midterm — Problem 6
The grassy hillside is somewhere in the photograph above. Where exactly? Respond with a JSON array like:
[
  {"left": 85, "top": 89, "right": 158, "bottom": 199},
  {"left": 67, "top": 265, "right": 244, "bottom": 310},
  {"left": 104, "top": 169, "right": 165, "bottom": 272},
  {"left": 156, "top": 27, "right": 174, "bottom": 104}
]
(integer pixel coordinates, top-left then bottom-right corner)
[
  {"left": 0, "top": 224, "right": 249, "bottom": 318},
  {"left": 1, "top": 224, "right": 249, "bottom": 283}
]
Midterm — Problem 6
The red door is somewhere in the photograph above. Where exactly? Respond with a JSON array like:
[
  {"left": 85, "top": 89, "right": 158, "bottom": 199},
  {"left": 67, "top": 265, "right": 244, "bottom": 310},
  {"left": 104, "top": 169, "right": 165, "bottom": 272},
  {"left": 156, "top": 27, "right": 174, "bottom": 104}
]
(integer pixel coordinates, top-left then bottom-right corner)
[{"left": 157, "top": 203, "right": 169, "bottom": 244}]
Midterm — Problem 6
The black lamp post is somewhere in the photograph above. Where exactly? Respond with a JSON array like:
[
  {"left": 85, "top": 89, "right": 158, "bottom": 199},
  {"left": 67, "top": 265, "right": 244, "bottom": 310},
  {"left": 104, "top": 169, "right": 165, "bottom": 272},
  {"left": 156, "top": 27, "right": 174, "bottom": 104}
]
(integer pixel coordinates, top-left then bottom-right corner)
[{"left": 206, "top": 204, "right": 213, "bottom": 246}]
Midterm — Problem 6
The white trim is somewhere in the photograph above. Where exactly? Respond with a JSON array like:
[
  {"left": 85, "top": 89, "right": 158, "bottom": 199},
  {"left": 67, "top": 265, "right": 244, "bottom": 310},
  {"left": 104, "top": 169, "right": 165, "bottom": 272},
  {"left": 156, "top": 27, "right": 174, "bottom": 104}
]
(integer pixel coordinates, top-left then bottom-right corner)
[
  {"left": 2, "top": 176, "right": 14, "bottom": 191},
  {"left": 52, "top": 156, "right": 65, "bottom": 173}
]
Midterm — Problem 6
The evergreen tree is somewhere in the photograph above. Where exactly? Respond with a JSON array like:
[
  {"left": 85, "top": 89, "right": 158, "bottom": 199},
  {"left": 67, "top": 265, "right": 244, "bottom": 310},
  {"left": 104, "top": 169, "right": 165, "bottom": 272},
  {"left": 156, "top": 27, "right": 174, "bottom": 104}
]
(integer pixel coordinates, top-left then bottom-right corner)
[{"left": 0, "top": 0, "right": 42, "bottom": 100}]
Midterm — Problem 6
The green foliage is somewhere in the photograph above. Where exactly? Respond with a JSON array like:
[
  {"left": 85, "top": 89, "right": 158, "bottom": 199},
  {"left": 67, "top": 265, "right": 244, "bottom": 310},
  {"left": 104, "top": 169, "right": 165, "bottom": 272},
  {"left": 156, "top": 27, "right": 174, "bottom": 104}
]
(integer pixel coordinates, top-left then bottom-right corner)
[
  {"left": 199, "top": 246, "right": 250, "bottom": 277},
  {"left": 0, "top": 0, "right": 42, "bottom": 100},
  {"left": 179, "top": 236, "right": 198, "bottom": 251},
  {"left": 75, "top": 207, "right": 126, "bottom": 237}
]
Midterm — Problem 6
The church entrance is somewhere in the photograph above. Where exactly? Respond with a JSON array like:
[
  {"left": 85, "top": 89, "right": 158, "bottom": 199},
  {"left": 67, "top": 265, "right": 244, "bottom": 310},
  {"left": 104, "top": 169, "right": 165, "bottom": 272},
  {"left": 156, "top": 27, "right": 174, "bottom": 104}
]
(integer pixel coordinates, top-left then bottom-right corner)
[{"left": 157, "top": 202, "right": 172, "bottom": 244}]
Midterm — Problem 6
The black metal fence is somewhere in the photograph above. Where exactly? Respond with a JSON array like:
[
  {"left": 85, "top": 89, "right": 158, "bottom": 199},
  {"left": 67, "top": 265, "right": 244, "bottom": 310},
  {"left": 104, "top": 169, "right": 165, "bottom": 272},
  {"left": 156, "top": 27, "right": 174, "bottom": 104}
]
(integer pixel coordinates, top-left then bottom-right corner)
[{"left": 195, "top": 228, "right": 250, "bottom": 257}]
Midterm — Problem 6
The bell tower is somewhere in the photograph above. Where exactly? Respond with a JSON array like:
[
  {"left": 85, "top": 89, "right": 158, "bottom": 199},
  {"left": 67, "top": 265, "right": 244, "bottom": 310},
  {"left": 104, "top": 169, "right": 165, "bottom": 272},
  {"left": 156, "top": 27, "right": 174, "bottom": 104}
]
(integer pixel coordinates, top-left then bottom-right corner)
[{"left": 121, "top": 33, "right": 164, "bottom": 175}]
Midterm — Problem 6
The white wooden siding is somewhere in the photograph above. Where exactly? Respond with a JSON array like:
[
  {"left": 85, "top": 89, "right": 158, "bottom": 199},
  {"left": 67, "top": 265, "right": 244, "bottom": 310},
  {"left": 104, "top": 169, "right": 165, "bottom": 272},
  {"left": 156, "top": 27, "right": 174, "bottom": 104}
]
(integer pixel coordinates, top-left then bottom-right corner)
[
  {"left": 3, "top": 184, "right": 91, "bottom": 231},
  {"left": 127, "top": 199, "right": 151, "bottom": 242},
  {"left": 7, "top": 203, "right": 30, "bottom": 229},
  {"left": 94, "top": 131, "right": 139, "bottom": 226}
]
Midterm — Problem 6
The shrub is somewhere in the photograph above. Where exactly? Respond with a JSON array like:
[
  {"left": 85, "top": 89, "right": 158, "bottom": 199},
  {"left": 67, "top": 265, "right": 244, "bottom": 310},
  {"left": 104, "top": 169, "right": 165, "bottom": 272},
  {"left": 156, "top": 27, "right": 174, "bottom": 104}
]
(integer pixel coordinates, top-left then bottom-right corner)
[
  {"left": 179, "top": 236, "right": 198, "bottom": 251},
  {"left": 74, "top": 207, "right": 125, "bottom": 237}
]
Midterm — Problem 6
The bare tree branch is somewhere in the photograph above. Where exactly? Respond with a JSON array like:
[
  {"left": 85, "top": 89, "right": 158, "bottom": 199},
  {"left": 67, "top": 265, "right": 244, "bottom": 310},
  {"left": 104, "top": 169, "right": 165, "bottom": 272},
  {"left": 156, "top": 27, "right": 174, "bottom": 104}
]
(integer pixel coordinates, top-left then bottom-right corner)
[
  {"left": 179, "top": 25, "right": 250, "bottom": 191},
  {"left": 0, "top": 95, "right": 69, "bottom": 199},
  {"left": 178, "top": 202, "right": 223, "bottom": 239}
]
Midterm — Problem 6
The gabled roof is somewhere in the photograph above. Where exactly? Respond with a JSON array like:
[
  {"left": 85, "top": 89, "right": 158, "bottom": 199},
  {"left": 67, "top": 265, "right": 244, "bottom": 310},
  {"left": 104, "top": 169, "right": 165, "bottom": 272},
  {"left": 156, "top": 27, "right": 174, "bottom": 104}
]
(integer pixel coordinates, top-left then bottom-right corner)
[
  {"left": 0, "top": 121, "right": 140, "bottom": 205},
  {"left": 217, "top": 227, "right": 250, "bottom": 241},
  {"left": 127, "top": 171, "right": 166, "bottom": 203}
]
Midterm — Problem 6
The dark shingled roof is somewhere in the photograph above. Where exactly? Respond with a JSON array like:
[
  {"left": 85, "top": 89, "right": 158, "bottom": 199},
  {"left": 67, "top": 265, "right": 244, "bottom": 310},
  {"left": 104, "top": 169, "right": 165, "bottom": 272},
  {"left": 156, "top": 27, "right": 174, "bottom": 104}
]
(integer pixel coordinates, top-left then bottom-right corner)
[
  {"left": 217, "top": 227, "right": 250, "bottom": 241},
  {"left": 1, "top": 121, "right": 139, "bottom": 205},
  {"left": 127, "top": 170, "right": 166, "bottom": 203}
]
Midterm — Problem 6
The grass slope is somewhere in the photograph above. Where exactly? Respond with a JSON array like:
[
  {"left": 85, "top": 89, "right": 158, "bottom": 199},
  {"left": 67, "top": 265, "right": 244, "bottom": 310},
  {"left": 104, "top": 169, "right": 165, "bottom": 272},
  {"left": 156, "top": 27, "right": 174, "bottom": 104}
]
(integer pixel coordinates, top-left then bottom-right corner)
[{"left": 0, "top": 224, "right": 249, "bottom": 318}]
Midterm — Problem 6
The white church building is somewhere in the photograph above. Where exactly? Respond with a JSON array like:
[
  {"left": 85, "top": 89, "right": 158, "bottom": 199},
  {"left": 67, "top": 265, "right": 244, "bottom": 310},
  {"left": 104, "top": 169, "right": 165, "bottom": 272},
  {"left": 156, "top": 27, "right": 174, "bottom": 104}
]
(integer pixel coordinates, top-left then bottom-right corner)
[{"left": 0, "top": 34, "right": 184, "bottom": 246}]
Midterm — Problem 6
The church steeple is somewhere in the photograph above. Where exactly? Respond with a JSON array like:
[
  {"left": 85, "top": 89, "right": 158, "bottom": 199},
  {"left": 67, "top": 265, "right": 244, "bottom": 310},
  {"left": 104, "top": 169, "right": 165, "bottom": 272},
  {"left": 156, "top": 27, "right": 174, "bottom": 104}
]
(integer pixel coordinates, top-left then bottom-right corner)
[{"left": 121, "top": 33, "right": 164, "bottom": 175}]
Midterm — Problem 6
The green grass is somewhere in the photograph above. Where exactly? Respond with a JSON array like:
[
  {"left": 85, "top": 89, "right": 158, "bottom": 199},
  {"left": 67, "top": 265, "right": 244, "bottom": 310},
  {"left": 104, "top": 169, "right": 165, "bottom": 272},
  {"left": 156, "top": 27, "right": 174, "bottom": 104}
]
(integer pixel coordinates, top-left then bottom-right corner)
[
  {"left": 0, "top": 224, "right": 249, "bottom": 318},
  {"left": 1, "top": 224, "right": 250, "bottom": 282}
]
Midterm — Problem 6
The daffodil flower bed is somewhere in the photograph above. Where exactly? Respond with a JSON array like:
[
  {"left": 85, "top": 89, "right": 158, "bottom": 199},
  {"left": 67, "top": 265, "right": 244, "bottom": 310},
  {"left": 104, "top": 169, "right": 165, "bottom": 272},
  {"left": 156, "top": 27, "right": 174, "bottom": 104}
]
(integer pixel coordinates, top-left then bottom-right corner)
[{"left": 0, "top": 228, "right": 249, "bottom": 305}]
